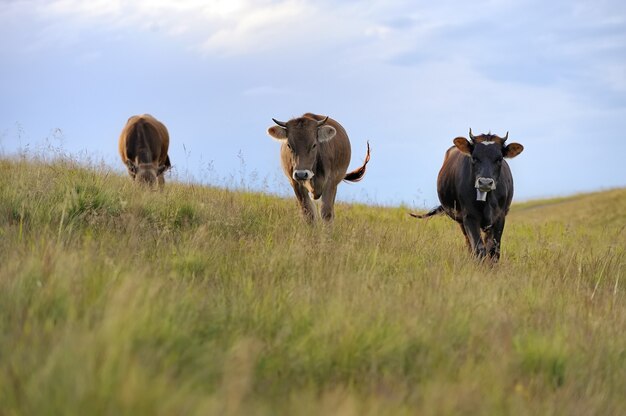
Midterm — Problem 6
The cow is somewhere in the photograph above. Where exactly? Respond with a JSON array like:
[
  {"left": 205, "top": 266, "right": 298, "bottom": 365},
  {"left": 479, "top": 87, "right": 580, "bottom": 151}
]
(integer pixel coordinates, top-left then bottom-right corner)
[
  {"left": 267, "top": 113, "right": 370, "bottom": 222},
  {"left": 412, "top": 129, "right": 524, "bottom": 261},
  {"left": 119, "top": 114, "right": 171, "bottom": 188}
]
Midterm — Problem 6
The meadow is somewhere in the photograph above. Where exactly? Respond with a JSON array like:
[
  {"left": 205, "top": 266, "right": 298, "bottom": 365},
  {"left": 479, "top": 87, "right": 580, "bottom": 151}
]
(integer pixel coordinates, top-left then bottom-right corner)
[{"left": 0, "top": 156, "right": 624, "bottom": 415}]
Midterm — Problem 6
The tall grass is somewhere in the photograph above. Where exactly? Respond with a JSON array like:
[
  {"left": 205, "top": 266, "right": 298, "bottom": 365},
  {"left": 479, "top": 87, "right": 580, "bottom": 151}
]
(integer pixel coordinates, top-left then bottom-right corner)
[{"left": 0, "top": 156, "right": 624, "bottom": 415}]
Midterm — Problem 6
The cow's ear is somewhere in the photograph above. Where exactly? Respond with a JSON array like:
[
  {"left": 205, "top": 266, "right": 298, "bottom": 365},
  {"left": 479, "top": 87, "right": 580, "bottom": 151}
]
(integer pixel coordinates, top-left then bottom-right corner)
[
  {"left": 157, "top": 164, "right": 170, "bottom": 176},
  {"left": 125, "top": 159, "right": 137, "bottom": 174},
  {"left": 453, "top": 137, "right": 473, "bottom": 155},
  {"left": 317, "top": 125, "right": 336, "bottom": 142},
  {"left": 504, "top": 142, "right": 524, "bottom": 159},
  {"left": 267, "top": 126, "right": 287, "bottom": 141}
]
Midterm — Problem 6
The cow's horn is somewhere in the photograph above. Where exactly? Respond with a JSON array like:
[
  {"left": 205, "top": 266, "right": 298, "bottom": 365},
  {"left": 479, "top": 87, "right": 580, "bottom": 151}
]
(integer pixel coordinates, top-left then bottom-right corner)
[
  {"left": 272, "top": 118, "right": 288, "bottom": 128},
  {"left": 503, "top": 131, "right": 509, "bottom": 142},
  {"left": 317, "top": 116, "right": 329, "bottom": 127},
  {"left": 469, "top": 128, "right": 476, "bottom": 141}
]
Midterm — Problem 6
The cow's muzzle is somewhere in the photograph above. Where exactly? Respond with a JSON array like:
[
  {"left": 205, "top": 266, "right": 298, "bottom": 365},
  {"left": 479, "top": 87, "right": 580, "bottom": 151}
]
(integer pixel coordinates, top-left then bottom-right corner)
[
  {"left": 475, "top": 177, "right": 496, "bottom": 192},
  {"left": 475, "top": 177, "right": 496, "bottom": 201},
  {"left": 293, "top": 170, "right": 314, "bottom": 181}
]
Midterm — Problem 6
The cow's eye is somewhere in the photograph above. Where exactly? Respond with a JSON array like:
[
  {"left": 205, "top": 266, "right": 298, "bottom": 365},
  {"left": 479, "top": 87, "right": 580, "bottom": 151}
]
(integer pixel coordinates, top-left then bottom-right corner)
[
  {"left": 495, "top": 157, "right": 503, "bottom": 164},
  {"left": 472, "top": 157, "right": 479, "bottom": 164},
  {"left": 312, "top": 143, "right": 317, "bottom": 149},
  {"left": 286, "top": 143, "right": 292, "bottom": 150}
]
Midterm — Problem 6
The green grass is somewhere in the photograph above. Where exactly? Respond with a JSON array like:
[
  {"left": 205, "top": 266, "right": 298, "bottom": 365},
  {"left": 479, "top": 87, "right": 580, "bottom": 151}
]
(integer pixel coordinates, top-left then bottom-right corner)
[{"left": 1, "top": 156, "right": 624, "bottom": 415}]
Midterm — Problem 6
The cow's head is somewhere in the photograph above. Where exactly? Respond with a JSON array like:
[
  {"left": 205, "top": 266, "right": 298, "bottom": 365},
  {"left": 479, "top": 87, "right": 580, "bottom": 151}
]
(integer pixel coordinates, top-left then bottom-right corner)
[
  {"left": 453, "top": 129, "right": 524, "bottom": 201},
  {"left": 126, "top": 160, "right": 168, "bottom": 188},
  {"left": 267, "top": 116, "right": 336, "bottom": 182}
]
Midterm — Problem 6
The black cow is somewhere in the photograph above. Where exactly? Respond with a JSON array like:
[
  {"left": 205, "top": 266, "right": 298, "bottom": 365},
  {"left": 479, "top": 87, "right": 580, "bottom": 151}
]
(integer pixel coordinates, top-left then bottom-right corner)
[{"left": 413, "top": 129, "right": 524, "bottom": 261}]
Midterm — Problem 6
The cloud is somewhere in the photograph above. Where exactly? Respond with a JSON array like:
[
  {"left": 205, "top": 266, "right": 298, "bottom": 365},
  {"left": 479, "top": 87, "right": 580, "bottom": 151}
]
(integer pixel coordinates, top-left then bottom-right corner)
[
  {"left": 14, "top": 0, "right": 448, "bottom": 59},
  {"left": 6, "top": 0, "right": 625, "bottom": 106},
  {"left": 2, "top": 0, "right": 625, "bottom": 205},
  {"left": 197, "top": 1, "right": 317, "bottom": 56},
  {"left": 6, "top": 0, "right": 626, "bottom": 65},
  {"left": 22, "top": 0, "right": 355, "bottom": 56},
  {"left": 41, "top": 0, "right": 122, "bottom": 19}
]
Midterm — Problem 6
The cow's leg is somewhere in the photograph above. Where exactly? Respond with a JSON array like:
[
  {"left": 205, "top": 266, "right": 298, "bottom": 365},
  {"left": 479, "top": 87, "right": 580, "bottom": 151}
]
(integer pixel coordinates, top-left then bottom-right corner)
[
  {"left": 320, "top": 184, "right": 338, "bottom": 222},
  {"left": 292, "top": 183, "right": 316, "bottom": 222},
  {"left": 486, "top": 217, "right": 505, "bottom": 262},
  {"left": 158, "top": 174, "right": 165, "bottom": 190},
  {"left": 458, "top": 222, "right": 471, "bottom": 252},
  {"left": 484, "top": 228, "right": 494, "bottom": 256},
  {"left": 463, "top": 217, "right": 487, "bottom": 258}
]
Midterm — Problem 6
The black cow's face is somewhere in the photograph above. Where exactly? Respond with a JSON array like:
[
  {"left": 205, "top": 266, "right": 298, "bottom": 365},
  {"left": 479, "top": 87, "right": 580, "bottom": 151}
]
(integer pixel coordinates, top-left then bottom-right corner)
[
  {"left": 472, "top": 142, "right": 504, "bottom": 192},
  {"left": 267, "top": 116, "right": 336, "bottom": 182},
  {"left": 454, "top": 133, "right": 523, "bottom": 201}
]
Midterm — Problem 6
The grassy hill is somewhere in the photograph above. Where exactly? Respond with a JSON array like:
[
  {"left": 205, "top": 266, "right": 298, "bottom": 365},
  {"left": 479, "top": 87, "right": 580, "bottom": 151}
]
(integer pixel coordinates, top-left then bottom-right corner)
[{"left": 1, "top": 157, "right": 624, "bottom": 415}]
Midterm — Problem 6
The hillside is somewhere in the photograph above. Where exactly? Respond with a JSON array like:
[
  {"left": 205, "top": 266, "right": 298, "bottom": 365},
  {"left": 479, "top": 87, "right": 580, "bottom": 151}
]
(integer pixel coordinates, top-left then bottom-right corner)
[{"left": 1, "top": 157, "right": 624, "bottom": 416}]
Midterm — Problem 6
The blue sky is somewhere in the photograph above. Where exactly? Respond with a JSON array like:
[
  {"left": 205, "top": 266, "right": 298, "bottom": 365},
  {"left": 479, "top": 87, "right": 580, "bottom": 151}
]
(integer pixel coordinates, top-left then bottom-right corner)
[{"left": 1, "top": 0, "right": 625, "bottom": 207}]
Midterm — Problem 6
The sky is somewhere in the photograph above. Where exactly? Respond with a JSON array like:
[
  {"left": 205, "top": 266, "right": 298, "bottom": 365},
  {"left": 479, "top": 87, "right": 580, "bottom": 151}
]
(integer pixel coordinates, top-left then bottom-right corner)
[{"left": 1, "top": 0, "right": 625, "bottom": 207}]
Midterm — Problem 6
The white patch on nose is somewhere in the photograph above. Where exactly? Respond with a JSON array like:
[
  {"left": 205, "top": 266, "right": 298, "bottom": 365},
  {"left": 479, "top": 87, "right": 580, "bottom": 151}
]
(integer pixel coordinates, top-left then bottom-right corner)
[
  {"left": 475, "top": 177, "right": 495, "bottom": 201},
  {"left": 293, "top": 169, "right": 314, "bottom": 181},
  {"left": 475, "top": 177, "right": 496, "bottom": 190}
]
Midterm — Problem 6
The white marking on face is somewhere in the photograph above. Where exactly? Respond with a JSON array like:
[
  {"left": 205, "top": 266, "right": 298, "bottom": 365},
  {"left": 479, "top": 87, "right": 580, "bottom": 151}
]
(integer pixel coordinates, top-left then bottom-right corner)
[{"left": 481, "top": 141, "right": 496, "bottom": 145}]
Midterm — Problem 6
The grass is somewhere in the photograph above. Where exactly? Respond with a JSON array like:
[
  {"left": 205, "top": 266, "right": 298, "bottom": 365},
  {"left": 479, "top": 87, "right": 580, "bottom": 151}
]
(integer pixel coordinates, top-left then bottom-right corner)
[{"left": 0, "top": 156, "right": 624, "bottom": 415}]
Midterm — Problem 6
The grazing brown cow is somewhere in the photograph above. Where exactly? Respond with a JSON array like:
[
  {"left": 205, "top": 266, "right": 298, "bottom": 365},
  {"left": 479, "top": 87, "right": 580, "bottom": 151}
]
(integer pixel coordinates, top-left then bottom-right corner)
[
  {"left": 412, "top": 129, "right": 523, "bottom": 261},
  {"left": 119, "top": 114, "right": 171, "bottom": 188},
  {"left": 267, "top": 113, "right": 370, "bottom": 222}
]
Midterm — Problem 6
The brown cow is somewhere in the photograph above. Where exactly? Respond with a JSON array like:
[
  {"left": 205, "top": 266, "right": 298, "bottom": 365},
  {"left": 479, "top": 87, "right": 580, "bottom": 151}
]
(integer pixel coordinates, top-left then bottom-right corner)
[
  {"left": 267, "top": 113, "right": 370, "bottom": 222},
  {"left": 119, "top": 114, "right": 171, "bottom": 188}
]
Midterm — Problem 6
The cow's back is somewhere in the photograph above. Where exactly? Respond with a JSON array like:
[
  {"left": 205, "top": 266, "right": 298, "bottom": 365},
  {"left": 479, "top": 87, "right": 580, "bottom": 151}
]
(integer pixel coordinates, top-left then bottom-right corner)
[
  {"left": 143, "top": 114, "right": 170, "bottom": 164},
  {"left": 436, "top": 147, "right": 469, "bottom": 220},
  {"left": 119, "top": 114, "right": 169, "bottom": 166},
  {"left": 498, "top": 160, "right": 515, "bottom": 214}
]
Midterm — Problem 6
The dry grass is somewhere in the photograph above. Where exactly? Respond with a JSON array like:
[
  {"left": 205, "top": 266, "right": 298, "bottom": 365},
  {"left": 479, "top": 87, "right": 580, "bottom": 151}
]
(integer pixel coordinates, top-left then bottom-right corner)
[{"left": 0, "top": 156, "right": 624, "bottom": 415}]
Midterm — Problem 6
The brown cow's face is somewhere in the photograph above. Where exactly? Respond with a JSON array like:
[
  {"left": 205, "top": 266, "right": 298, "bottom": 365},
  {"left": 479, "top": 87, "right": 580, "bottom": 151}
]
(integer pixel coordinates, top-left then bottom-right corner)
[
  {"left": 267, "top": 117, "right": 336, "bottom": 182},
  {"left": 137, "top": 166, "right": 158, "bottom": 187},
  {"left": 127, "top": 160, "right": 159, "bottom": 187},
  {"left": 454, "top": 132, "right": 523, "bottom": 201}
]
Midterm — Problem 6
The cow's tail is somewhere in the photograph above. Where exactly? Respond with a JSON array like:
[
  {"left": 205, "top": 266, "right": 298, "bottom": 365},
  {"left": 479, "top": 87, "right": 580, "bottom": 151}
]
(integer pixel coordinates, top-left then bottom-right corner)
[
  {"left": 410, "top": 205, "right": 444, "bottom": 219},
  {"left": 344, "top": 141, "right": 371, "bottom": 182}
]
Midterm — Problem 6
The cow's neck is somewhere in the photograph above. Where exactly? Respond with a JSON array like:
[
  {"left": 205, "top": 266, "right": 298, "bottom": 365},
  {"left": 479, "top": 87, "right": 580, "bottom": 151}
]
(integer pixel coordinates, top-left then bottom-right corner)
[
  {"left": 308, "top": 154, "right": 326, "bottom": 200},
  {"left": 311, "top": 153, "right": 325, "bottom": 183},
  {"left": 479, "top": 193, "right": 500, "bottom": 228},
  {"left": 314, "top": 152, "right": 325, "bottom": 177}
]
